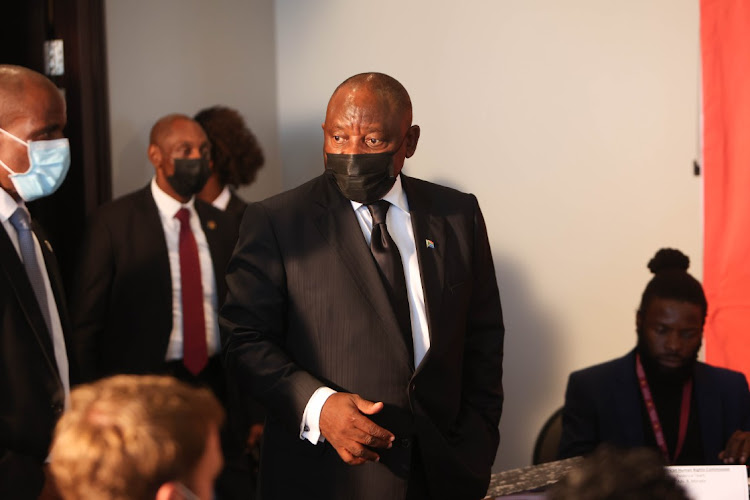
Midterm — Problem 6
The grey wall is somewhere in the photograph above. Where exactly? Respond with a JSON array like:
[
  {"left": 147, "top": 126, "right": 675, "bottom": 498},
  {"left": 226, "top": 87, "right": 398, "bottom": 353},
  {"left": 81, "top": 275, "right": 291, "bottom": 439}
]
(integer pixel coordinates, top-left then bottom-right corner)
[
  {"left": 105, "top": 0, "right": 282, "bottom": 201},
  {"left": 274, "top": 0, "right": 701, "bottom": 471},
  {"left": 106, "top": 0, "right": 701, "bottom": 473}
]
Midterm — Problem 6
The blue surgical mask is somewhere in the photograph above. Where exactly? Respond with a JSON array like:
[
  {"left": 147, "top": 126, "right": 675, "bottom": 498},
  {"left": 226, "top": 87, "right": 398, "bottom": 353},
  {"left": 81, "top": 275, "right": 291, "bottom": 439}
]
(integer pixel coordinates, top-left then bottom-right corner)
[{"left": 0, "top": 127, "right": 71, "bottom": 202}]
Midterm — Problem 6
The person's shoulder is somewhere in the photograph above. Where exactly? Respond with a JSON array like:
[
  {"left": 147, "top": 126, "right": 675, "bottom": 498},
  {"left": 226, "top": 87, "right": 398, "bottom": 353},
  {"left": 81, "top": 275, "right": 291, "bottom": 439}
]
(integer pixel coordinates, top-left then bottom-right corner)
[
  {"left": 569, "top": 352, "right": 632, "bottom": 382},
  {"left": 698, "top": 361, "right": 748, "bottom": 385},
  {"left": 195, "top": 197, "right": 231, "bottom": 220},
  {"left": 401, "top": 174, "right": 481, "bottom": 217},
  {"left": 403, "top": 175, "right": 475, "bottom": 201},
  {"left": 89, "top": 185, "right": 151, "bottom": 220},
  {"left": 255, "top": 174, "right": 326, "bottom": 212}
]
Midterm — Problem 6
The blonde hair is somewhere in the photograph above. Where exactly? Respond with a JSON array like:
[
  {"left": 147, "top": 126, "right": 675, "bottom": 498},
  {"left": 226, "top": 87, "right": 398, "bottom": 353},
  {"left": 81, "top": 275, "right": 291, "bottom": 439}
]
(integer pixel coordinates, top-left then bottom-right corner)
[{"left": 50, "top": 375, "right": 224, "bottom": 500}]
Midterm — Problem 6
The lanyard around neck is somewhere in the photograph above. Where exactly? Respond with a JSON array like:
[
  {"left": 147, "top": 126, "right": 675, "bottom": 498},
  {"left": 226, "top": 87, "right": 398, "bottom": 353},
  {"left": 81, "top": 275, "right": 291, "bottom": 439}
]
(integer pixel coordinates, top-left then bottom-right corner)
[{"left": 635, "top": 352, "right": 693, "bottom": 465}]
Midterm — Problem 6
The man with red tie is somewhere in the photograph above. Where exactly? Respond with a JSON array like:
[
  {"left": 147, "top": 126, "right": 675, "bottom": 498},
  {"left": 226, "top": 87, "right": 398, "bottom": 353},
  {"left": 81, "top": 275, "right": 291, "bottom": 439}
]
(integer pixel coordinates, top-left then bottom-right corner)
[{"left": 70, "top": 114, "right": 247, "bottom": 497}]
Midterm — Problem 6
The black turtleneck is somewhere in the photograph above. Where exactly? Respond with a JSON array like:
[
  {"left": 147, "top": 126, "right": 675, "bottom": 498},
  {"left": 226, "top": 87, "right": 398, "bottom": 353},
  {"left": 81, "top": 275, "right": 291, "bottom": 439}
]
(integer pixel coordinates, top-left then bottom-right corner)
[{"left": 636, "top": 348, "right": 704, "bottom": 465}]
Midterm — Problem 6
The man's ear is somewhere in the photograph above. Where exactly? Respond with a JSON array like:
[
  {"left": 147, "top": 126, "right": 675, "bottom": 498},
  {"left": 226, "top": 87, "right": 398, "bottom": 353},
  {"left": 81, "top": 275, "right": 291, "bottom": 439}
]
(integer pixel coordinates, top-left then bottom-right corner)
[
  {"left": 148, "top": 144, "right": 162, "bottom": 169},
  {"left": 155, "top": 482, "right": 179, "bottom": 500},
  {"left": 405, "top": 125, "right": 420, "bottom": 158}
]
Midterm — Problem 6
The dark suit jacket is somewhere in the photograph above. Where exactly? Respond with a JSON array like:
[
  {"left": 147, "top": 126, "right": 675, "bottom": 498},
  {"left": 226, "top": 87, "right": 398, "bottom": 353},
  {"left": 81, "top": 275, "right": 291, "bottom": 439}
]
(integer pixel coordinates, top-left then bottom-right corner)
[
  {"left": 558, "top": 349, "right": 750, "bottom": 463},
  {"left": 71, "top": 185, "right": 238, "bottom": 381},
  {"left": 0, "top": 217, "right": 72, "bottom": 499},
  {"left": 221, "top": 173, "right": 504, "bottom": 500},
  {"left": 225, "top": 189, "right": 248, "bottom": 229}
]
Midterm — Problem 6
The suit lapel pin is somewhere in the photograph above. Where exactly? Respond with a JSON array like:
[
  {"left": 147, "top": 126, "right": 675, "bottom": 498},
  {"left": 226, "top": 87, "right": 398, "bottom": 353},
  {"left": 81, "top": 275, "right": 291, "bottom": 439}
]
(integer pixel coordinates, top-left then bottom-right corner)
[
  {"left": 207, "top": 220, "right": 217, "bottom": 230},
  {"left": 425, "top": 239, "right": 435, "bottom": 249}
]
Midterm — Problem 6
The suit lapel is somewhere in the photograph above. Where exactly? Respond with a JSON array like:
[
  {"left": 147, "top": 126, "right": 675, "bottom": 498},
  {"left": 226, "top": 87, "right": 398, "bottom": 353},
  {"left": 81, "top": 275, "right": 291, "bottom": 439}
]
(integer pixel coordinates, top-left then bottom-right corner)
[
  {"left": 401, "top": 175, "right": 445, "bottom": 372},
  {"left": 195, "top": 201, "right": 227, "bottom": 301},
  {"left": 694, "top": 362, "right": 722, "bottom": 461},
  {"left": 312, "top": 175, "right": 412, "bottom": 368},
  {"left": 614, "top": 351, "right": 645, "bottom": 446},
  {"left": 0, "top": 222, "right": 60, "bottom": 379},
  {"left": 139, "top": 188, "right": 175, "bottom": 352}
]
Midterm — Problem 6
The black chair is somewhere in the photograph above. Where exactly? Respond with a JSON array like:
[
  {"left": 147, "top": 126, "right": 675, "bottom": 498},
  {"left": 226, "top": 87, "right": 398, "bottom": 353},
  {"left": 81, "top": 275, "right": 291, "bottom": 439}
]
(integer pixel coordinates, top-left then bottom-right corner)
[{"left": 532, "top": 407, "right": 564, "bottom": 465}]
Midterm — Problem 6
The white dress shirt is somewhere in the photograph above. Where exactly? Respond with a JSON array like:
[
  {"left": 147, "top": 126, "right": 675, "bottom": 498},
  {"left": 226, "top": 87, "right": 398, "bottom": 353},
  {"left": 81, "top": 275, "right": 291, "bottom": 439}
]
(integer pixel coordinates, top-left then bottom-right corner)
[
  {"left": 212, "top": 185, "right": 232, "bottom": 211},
  {"left": 0, "top": 189, "right": 70, "bottom": 409},
  {"left": 150, "top": 178, "right": 221, "bottom": 360},
  {"left": 300, "top": 175, "right": 431, "bottom": 443}
]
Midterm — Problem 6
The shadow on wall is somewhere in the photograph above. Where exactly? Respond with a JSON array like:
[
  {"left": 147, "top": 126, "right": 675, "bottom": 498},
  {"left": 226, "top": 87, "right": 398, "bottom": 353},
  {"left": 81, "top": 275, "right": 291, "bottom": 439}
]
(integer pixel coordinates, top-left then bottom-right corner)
[
  {"left": 111, "top": 119, "right": 153, "bottom": 199},
  {"left": 280, "top": 118, "right": 326, "bottom": 190},
  {"left": 490, "top": 251, "right": 563, "bottom": 472}
]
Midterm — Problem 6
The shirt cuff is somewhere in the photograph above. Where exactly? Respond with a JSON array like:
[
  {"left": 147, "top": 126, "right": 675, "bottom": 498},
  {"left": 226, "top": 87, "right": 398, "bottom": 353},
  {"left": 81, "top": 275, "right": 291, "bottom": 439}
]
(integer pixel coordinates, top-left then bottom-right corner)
[{"left": 300, "top": 386, "right": 337, "bottom": 444}]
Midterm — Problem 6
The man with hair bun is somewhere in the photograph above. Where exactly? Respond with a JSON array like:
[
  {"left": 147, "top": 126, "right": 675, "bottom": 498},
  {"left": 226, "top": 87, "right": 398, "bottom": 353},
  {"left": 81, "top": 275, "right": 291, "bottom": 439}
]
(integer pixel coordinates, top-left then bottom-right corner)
[{"left": 559, "top": 248, "right": 750, "bottom": 465}]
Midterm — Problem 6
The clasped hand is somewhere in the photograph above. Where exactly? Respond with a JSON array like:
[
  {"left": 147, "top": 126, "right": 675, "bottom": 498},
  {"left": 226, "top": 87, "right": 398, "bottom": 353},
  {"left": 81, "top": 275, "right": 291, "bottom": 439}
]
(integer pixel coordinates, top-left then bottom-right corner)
[{"left": 319, "top": 393, "right": 395, "bottom": 465}]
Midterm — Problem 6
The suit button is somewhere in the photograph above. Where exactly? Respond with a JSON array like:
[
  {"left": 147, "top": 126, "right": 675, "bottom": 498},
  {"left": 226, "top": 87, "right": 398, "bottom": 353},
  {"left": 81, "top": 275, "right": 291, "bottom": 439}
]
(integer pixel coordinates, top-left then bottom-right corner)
[
  {"left": 401, "top": 438, "right": 412, "bottom": 449},
  {"left": 51, "top": 403, "right": 63, "bottom": 416},
  {"left": 410, "top": 382, "right": 416, "bottom": 392}
]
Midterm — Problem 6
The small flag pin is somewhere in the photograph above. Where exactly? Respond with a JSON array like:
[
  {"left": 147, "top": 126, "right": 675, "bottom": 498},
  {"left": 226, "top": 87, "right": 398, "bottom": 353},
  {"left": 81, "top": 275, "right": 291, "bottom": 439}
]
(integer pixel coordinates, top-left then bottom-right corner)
[
  {"left": 425, "top": 239, "right": 435, "bottom": 249},
  {"left": 207, "top": 220, "right": 217, "bottom": 230}
]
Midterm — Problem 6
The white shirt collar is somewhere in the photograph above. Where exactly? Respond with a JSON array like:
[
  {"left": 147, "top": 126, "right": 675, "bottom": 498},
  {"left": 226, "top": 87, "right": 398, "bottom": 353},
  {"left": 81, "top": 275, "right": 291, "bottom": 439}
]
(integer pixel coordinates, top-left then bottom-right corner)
[
  {"left": 212, "top": 185, "right": 232, "bottom": 211},
  {"left": 150, "top": 177, "right": 195, "bottom": 218},
  {"left": 0, "top": 188, "right": 24, "bottom": 223},
  {"left": 350, "top": 174, "right": 409, "bottom": 214}
]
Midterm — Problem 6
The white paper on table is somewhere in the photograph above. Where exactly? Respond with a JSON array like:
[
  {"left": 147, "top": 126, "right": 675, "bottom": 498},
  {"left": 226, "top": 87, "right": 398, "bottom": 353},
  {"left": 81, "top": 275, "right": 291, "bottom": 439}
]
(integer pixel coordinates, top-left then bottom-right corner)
[{"left": 667, "top": 465, "right": 748, "bottom": 500}]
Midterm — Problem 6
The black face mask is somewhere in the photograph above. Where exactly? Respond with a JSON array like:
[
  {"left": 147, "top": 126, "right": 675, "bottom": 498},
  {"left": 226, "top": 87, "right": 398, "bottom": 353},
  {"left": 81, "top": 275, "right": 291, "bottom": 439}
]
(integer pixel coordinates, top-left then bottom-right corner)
[
  {"left": 325, "top": 152, "right": 397, "bottom": 204},
  {"left": 168, "top": 158, "right": 211, "bottom": 198}
]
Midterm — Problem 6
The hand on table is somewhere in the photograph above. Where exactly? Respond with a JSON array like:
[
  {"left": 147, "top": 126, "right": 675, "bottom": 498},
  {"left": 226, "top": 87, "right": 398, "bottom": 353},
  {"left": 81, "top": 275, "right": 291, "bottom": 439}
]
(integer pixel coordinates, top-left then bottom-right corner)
[
  {"left": 319, "top": 393, "right": 394, "bottom": 465},
  {"left": 719, "top": 430, "right": 750, "bottom": 464}
]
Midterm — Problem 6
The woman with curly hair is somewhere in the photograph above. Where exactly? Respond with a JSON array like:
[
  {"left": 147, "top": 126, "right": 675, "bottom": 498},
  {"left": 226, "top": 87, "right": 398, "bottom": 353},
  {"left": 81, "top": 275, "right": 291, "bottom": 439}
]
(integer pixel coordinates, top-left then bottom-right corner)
[{"left": 194, "top": 106, "right": 264, "bottom": 226}]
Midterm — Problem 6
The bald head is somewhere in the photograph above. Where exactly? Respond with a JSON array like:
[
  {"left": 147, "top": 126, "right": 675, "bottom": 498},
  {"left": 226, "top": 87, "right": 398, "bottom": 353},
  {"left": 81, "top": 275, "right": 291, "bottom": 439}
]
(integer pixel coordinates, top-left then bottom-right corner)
[
  {"left": 149, "top": 113, "right": 197, "bottom": 148},
  {"left": 328, "top": 72, "right": 413, "bottom": 126},
  {"left": 0, "top": 65, "right": 62, "bottom": 129}
]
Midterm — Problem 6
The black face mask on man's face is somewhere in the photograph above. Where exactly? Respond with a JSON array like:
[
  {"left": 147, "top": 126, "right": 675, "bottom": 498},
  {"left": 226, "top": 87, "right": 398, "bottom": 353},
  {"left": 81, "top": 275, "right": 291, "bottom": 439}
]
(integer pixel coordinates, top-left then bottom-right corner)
[
  {"left": 325, "top": 151, "right": 397, "bottom": 205},
  {"left": 167, "top": 158, "right": 211, "bottom": 198}
]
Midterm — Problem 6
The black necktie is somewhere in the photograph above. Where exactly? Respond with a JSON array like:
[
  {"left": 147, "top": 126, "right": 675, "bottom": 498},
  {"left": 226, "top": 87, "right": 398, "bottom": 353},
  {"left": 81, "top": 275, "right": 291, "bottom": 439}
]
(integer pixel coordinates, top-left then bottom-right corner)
[{"left": 366, "top": 200, "right": 414, "bottom": 365}]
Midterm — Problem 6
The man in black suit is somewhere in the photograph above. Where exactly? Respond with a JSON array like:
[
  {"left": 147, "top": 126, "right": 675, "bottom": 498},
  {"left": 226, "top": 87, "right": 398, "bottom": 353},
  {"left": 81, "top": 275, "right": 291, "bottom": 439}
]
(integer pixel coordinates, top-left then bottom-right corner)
[
  {"left": 222, "top": 73, "right": 505, "bottom": 500},
  {"left": 71, "top": 114, "right": 249, "bottom": 497},
  {"left": 0, "top": 65, "right": 73, "bottom": 499},
  {"left": 71, "top": 113, "right": 236, "bottom": 389}
]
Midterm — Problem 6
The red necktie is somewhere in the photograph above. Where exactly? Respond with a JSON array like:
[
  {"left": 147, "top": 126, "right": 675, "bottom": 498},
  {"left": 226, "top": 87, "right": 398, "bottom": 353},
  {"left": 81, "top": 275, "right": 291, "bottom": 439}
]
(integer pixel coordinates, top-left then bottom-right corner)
[{"left": 175, "top": 208, "right": 208, "bottom": 375}]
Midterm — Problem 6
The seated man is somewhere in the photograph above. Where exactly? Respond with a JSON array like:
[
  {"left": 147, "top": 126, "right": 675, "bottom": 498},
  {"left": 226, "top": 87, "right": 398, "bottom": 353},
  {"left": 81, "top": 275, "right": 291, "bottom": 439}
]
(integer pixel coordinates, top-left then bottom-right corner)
[
  {"left": 558, "top": 248, "right": 750, "bottom": 464},
  {"left": 50, "top": 375, "right": 224, "bottom": 500}
]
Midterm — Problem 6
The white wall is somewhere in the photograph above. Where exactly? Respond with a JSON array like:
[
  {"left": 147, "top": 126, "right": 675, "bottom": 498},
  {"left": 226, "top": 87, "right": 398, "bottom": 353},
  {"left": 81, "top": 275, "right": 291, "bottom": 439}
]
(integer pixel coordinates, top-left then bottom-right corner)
[
  {"left": 105, "top": 0, "right": 282, "bottom": 201},
  {"left": 106, "top": 0, "right": 701, "bottom": 474},
  {"left": 274, "top": 0, "right": 701, "bottom": 471}
]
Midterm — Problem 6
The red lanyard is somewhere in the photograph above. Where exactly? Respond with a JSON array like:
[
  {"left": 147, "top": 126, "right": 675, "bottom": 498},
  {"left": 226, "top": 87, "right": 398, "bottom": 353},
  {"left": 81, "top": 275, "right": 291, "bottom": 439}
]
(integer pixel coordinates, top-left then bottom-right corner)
[{"left": 635, "top": 353, "right": 693, "bottom": 465}]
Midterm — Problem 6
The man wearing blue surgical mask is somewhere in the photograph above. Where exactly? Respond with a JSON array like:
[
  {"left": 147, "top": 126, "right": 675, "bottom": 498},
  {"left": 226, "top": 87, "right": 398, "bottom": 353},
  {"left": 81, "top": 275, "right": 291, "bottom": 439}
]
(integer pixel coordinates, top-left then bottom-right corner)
[
  {"left": 0, "top": 64, "right": 73, "bottom": 499},
  {"left": 70, "top": 114, "right": 250, "bottom": 498}
]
